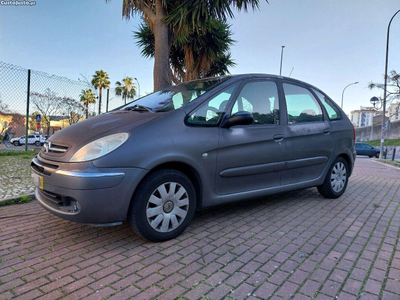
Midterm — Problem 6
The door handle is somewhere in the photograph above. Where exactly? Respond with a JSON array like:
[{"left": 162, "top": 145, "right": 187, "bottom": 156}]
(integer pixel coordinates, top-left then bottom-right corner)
[
  {"left": 323, "top": 129, "right": 330, "bottom": 134},
  {"left": 273, "top": 134, "right": 284, "bottom": 142}
]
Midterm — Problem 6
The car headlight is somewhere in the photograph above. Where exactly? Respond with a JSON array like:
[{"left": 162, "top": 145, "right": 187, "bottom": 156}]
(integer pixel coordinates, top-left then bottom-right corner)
[{"left": 70, "top": 132, "right": 129, "bottom": 162}]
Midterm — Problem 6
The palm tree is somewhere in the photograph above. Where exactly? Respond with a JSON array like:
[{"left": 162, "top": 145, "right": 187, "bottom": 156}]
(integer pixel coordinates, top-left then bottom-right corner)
[
  {"left": 80, "top": 89, "right": 96, "bottom": 119},
  {"left": 115, "top": 77, "right": 136, "bottom": 105},
  {"left": 111, "top": 0, "right": 264, "bottom": 91},
  {"left": 134, "top": 19, "right": 235, "bottom": 83},
  {"left": 91, "top": 70, "right": 111, "bottom": 115}
]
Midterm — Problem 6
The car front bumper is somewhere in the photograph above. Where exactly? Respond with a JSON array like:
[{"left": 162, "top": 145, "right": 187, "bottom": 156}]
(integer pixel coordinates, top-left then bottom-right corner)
[{"left": 31, "top": 155, "right": 148, "bottom": 225}]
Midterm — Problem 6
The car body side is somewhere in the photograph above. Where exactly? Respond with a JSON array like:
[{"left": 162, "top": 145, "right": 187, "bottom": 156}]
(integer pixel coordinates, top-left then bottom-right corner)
[{"left": 32, "top": 75, "right": 356, "bottom": 225}]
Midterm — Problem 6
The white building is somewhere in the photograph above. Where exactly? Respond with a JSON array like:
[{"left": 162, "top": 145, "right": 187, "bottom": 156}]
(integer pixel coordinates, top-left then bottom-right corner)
[
  {"left": 388, "top": 101, "right": 400, "bottom": 122},
  {"left": 350, "top": 106, "right": 381, "bottom": 128}
]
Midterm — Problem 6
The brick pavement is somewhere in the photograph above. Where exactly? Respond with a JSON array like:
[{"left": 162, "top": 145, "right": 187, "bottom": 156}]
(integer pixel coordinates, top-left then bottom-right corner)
[{"left": 0, "top": 157, "right": 399, "bottom": 299}]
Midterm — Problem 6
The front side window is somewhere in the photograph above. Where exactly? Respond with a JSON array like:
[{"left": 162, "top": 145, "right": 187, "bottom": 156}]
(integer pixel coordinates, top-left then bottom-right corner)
[
  {"left": 312, "top": 88, "right": 341, "bottom": 120},
  {"left": 187, "top": 83, "right": 239, "bottom": 126},
  {"left": 231, "top": 81, "right": 279, "bottom": 125},
  {"left": 283, "top": 83, "right": 323, "bottom": 124}
]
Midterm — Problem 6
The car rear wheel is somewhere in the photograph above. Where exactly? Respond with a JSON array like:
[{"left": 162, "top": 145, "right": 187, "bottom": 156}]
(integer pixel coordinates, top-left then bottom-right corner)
[
  {"left": 129, "top": 169, "right": 196, "bottom": 242},
  {"left": 318, "top": 157, "right": 349, "bottom": 199}
]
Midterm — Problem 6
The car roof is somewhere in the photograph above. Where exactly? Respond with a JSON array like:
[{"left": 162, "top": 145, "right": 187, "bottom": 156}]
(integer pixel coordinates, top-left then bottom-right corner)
[{"left": 220, "top": 74, "right": 327, "bottom": 94}]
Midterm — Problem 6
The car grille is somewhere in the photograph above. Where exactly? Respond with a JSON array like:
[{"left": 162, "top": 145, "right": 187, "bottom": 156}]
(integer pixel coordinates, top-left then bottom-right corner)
[
  {"left": 42, "top": 142, "right": 69, "bottom": 154},
  {"left": 31, "top": 157, "right": 59, "bottom": 176}
]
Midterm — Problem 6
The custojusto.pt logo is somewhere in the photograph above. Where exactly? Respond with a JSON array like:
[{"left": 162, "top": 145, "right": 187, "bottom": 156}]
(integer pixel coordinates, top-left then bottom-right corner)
[{"left": 0, "top": 0, "right": 36, "bottom": 6}]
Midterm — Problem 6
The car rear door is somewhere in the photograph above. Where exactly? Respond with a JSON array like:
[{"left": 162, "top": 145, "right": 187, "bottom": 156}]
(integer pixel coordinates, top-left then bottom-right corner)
[
  {"left": 281, "top": 82, "right": 334, "bottom": 185},
  {"left": 216, "top": 79, "right": 285, "bottom": 195},
  {"left": 28, "top": 134, "right": 35, "bottom": 144}
]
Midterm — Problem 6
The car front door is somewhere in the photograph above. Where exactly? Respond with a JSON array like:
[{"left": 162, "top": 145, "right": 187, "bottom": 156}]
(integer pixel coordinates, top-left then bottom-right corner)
[
  {"left": 281, "top": 82, "right": 334, "bottom": 185},
  {"left": 216, "top": 80, "right": 285, "bottom": 195}
]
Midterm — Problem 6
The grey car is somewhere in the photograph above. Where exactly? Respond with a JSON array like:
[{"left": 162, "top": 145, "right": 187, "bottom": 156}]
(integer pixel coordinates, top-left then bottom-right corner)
[{"left": 31, "top": 74, "right": 356, "bottom": 241}]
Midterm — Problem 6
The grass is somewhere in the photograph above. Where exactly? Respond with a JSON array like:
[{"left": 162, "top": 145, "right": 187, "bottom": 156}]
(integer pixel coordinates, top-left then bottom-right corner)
[
  {"left": 0, "top": 195, "right": 34, "bottom": 207},
  {"left": 366, "top": 139, "right": 400, "bottom": 147},
  {"left": 0, "top": 150, "right": 36, "bottom": 158}
]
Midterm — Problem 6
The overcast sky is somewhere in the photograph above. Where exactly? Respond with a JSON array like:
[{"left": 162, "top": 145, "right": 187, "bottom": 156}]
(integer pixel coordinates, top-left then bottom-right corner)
[{"left": 1, "top": 0, "right": 399, "bottom": 115}]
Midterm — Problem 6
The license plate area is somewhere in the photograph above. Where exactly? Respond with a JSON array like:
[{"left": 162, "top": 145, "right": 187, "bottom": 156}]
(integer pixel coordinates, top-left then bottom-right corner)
[{"left": 31, "top": 172, "right": 43, "bottom": 189}]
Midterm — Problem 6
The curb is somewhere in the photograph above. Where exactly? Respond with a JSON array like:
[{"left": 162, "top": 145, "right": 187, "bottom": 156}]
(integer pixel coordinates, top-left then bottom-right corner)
[
  {"left": 370, "top": 159, "right": 400, "bottom": 171},
  {"left": 0, "top": 193, "right": 35, "bottom": 206}
]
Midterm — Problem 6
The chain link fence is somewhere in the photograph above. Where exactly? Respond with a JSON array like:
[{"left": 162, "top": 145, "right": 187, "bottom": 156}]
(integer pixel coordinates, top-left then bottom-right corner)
[{"left": 0, "top": 61, "right": 127, "bottom": 151}]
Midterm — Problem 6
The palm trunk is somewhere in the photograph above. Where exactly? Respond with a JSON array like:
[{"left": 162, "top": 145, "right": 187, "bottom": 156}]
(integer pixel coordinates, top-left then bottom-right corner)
[
  {"left": 98, "top": 88, "right": 102, "bottom": 115},
  {"left": 153, "top": 0, "right": 172, "bottom": 91},
  {"left": 184, "top": 46, "right": 196, "bottom": 82},
  {"left": 85, "top": 103, "right": 89, "bottom": 119}
]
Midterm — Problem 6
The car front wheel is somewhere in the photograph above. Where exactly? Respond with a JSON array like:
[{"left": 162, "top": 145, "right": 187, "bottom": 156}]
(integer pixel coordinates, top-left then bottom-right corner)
[
  {"left": 129, "top": 169, "right": 196, "bottom": 242},
  {"left": 13, "top": 141, "right": 20, "bottom": 146},
  {"left": 318, "top": 157, "right": 349, "bottom": 198},
  {"left": 35, "top": 141, "right": 41, "bottom": 146}
]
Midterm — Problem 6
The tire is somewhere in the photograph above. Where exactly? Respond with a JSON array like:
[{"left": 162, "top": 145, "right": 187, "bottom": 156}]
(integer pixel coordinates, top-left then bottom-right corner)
[
  {"left": 375, "top": 153, "right": 379, "bottom": 158},
  {"left": 318, "top": 157, "right": 349, "bottom": 199},
  {"left": 35, "top": 141, "right": 41, "bottom": 146},
  {"left": 129, "top": 169, "right": 196, "bottom": 242},
  {"left": 13, "top": 141, "right": 20, "bottom": 146}
]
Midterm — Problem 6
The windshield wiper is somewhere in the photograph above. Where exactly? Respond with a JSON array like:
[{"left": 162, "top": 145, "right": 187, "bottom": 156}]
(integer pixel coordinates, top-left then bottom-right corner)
[{"left": 124, "top": 104, "right": 155, "bottom": 113}]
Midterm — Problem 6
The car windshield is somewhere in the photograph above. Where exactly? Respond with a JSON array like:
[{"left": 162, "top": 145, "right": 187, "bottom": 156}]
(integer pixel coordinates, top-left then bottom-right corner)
[{"left": 117, "top": 77, "right": 230, "bottom": 113}]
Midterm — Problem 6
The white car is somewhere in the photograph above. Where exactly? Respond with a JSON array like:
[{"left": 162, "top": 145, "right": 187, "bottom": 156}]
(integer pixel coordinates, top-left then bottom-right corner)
[{"left": 11, "top": 134, "right": 46, "bottom": 146}]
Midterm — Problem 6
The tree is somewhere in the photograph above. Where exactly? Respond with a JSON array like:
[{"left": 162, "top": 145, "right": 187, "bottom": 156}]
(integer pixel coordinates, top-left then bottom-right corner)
[
  {"left": 30, "top": 89, "right": 65, "bottom": 135},
  {"left": 0, "top": 93, "right": 10, "bottom": 114},
  {"left": 134, "top": 19, "right": 236, "bottom": 83},
  {"left": 115, "top": 0, "right": 264, "bottom": 91},
  {"left": 80, "top": 88, "right": 97, "bottom": 119},
  {"left": 115, "top": 77, "right": 136, "bottom": 105},
  {"left": 368, "top": 70, "right": 400, "bottom": 103},
  {"left": 61, "top": 97, "right": 86, "bottom": 125},
  {"left": 92, "top": 70, "right": 111, "bottom": 115}
]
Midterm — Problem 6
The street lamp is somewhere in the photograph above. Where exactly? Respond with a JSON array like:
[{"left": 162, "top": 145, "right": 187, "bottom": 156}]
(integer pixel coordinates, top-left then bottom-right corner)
[
  {"left": 379, "top": 9, "right": 400, "bottom": 159},
  {"left": 370, "top": 96, "right": 382, "bottom": 110},
  {"left": 341, "top": 82, "right": 359, "bottom": 109},
  {"left": 279, "top": 46, "right": 285, "bottom": 76},
  {"left": 134, "top": 77, "right": 141, "bottom": 99}
]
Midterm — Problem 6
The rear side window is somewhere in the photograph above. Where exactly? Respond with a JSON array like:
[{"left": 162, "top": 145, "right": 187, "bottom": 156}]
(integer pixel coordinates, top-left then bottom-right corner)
[
  {"left": 283, "top": 83, "right": 323, "bottom": 124},
  {"left": 231, "top": 81, "right": 279, "bottom": 125},
  {"left": 312, "top": 88, "right": 341, "bottom": 120}
]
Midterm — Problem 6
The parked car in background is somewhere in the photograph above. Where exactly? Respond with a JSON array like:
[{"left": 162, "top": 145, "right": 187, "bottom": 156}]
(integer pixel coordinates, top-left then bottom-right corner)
[
  {"left": 12, "top": 134, "right": 46, "bottom": 146},
  {"left": 355, "top": 142, "right": 380, "bottom": 158},
  {"left": 31, "top": 74, "right": 356, "bottom": 241}
]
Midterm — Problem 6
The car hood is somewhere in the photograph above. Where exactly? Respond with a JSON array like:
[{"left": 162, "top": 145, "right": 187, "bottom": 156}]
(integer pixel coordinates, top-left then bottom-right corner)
[{"left": 39, "top": 111, "right": 163, "bottom": 162}]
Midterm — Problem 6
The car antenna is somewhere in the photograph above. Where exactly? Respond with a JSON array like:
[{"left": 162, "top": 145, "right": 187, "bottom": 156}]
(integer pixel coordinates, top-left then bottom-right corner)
[{"left": 289, "top": 67, "right": 294, "bottom": 78}]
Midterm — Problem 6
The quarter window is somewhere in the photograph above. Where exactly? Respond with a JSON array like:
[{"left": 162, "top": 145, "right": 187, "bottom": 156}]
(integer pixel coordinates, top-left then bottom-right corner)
[
  {"left": 231, "top": 81, "right": 279, "bottom": 125},
  {"left": 312, "top": 88, "right": 341, "bottom": 120},
  {"left": 283, "top": 83, "right": 323, "bottom": 124}
]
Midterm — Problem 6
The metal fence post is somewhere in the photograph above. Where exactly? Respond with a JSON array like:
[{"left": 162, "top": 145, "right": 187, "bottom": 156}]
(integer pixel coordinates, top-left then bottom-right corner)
[
  {"left": 25, "top": 69, "right": 31, "bottom": 152},
  {"left": 106, "top": 89, "right": 110, "bottom": 113}
]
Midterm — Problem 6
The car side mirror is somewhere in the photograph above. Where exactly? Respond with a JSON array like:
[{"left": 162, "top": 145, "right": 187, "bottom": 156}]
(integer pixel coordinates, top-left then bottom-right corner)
[{"left": 222, "top": 111, "right": 254, "bottom": 128}]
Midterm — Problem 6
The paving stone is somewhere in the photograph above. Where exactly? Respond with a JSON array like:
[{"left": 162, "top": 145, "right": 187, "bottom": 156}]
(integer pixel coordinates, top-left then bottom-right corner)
[{"left": 0, "top": 158, "right": 399, "bottom": 299}]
